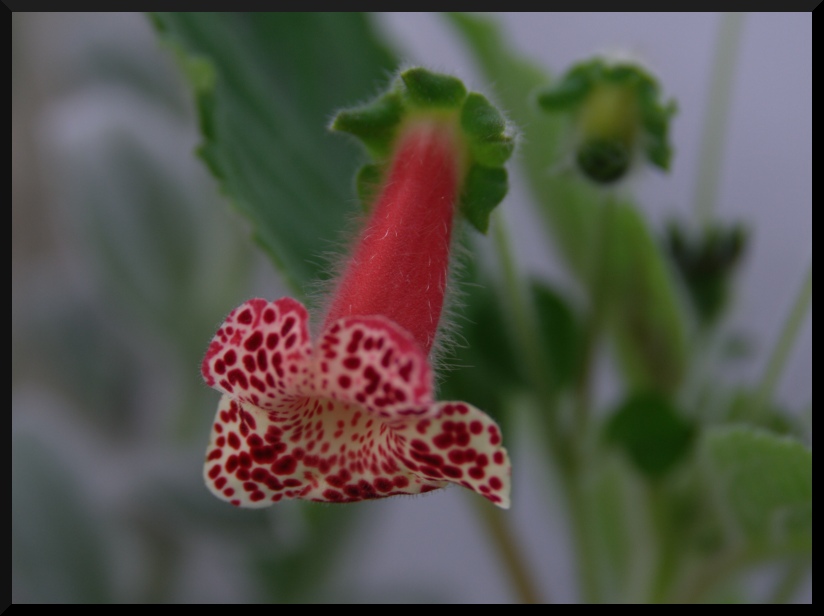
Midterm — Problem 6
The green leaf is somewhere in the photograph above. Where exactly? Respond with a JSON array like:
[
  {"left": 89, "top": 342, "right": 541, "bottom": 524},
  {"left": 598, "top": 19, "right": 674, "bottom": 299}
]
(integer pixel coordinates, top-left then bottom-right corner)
[
  {"left": 702, "top": 426, "right": 812, "bottom": 556},
  {"left": 530, "top": 280, "right": 582, "bottom": 394},
  {"left": 151, "top": 13, "right": 398, "bottom": 295},
  {"left": 604, "top": 391, "right": 695, "bottom": 478},
  {"left": 447, "top": 13, "right": 688, "bottom": 393}
]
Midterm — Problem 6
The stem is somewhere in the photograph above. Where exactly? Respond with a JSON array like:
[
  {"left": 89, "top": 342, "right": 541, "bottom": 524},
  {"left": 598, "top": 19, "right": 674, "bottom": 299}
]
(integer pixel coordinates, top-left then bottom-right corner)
[
  {"left": 491, "top": 211, "right": 603, "bottom": 601},
  {"left": 491, "top": 211, "right": 555, "bottom": 405},
  {"left": 574, "top": 194, "right": 615, "bottom": 437},
  {"left": 694, "top": 12, "right": 746, "bottom": 227},
  {"left": 753, "top": 263, "right": 812, "bottom": 418},
  {"left": 473, "top": 496, "right": 544, "bottom": 604}
]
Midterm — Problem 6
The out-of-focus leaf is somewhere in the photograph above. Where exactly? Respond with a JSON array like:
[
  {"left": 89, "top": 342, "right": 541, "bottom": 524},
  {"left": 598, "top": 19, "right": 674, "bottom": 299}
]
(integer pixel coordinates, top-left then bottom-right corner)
[
  {"left": 12, "top": 432, "right": 113, "bottom": 603},
  {"left": 530, "top": 280, "right": 582, "bottom": 394},
  {"left": 604, "top": 206, "right": 690, "bottom": 393},
  {"left": 605, "top": 391, "right": 695, "bottom": 479},
  {"left": 725, "top": 390, "right": 803, "bottom": 437},
  {"left": 446, "top": 13, "right": 688, "bottom": 394},
  {"left": 702, "top": 426, "right": 812, "bottom": 556},
  {"left": 150, "top": 13, "right": 398, "bottom": 296}
]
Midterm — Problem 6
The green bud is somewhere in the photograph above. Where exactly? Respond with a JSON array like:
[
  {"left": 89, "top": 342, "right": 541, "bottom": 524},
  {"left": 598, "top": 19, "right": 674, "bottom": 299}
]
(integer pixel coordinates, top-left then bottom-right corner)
[
  {"left": 665, "top": 221, "right": 749, "bottom": 326},
  {"left": 537, "top": 58, "right": 676, "bottom": 184}
]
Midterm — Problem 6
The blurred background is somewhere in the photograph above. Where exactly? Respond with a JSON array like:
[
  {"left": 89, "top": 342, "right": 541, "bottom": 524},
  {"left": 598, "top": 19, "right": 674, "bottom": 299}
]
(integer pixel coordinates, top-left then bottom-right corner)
[{"left": 12, "top": 13, "right": 810, "bottom": 603}]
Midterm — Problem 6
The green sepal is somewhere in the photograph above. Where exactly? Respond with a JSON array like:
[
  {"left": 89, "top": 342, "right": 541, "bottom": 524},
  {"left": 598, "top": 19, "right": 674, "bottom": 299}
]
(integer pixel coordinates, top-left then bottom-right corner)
[
  {"left": 461, "top": 92, "right": 516, "bottom": 167},
  {"left": 400, "top": 67, "right": 468, "bottom": 109},
  {"left": 331, "top": 67, "right": 516, "bottom": 234},
  {"left": 535, "top": 63, "right": 593, "bottom": 111},
  {"left": 330, "top": 90, "right": 404, "bottom": 159},
  {"left": 459, "top": 165, "right": 508, "bottom": 234},
  {"left": 355, "top": 163, "right": 385, "bottom": 211}
]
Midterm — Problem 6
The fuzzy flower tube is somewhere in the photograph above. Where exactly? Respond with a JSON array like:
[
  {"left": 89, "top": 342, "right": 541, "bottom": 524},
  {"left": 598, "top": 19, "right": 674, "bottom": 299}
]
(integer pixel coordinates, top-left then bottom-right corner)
[{"left": 201, "top": 69, "right": 515, "bottom": 508}]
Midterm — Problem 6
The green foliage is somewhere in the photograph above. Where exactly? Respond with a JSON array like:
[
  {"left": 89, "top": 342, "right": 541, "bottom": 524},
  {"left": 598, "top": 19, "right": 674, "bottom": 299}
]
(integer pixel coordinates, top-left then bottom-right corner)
[
  {"left": 447, "top": 12, "right": 688, "bottom": 395},
  {"left": 702, "top": 426, "right": 812, "bottom": 556},
  {"left": 665, "top": 221, "right": 749, "bottom": 327},
  {"left": 150, "top": 13, "right": 398, "bottom": 295},
  {"left": 605, "top": 391, "right": 695, "bottom": 479},
  {"left": 530, "top": 281, "right": 582, "bottom": 395}
]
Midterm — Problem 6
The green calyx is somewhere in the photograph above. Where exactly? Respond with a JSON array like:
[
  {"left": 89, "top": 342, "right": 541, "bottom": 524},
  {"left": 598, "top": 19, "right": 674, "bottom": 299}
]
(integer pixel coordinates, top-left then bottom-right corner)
[
  {"left": 331, "top": 67, "right": 516, "bottom": 234},
  {"left": 536, "top": 58, "right": 676, "bottom": 184}
]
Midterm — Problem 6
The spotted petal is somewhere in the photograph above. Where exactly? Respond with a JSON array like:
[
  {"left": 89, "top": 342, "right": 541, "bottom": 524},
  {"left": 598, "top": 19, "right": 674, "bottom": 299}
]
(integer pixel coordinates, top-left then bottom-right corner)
[
  {"left": 392, "top": 402, "right": 512, "bottom": 508},
  {"left": 314, "top": 315, "right": 435, "bottom": 419},
  {"left": 201, "top": 298, "right": 312, "bottom": 410},
  {"left": 204, "top": 394, "right": 445, "bottom": 507}
]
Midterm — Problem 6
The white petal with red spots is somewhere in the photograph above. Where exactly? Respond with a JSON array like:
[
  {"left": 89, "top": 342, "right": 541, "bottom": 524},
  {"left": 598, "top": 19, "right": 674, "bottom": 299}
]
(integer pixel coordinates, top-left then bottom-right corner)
[
  {"left": 201, "top": 298, "right": 312, "bottom": 410},
  {"left": 314, "top": 315, "right": 436, "bottom": 419},
  {"left": 202, "top": 297, "right": 511, "bottom": 509},
  {"left": 392, "top": 402, "right": 511, "bottom": 509}
]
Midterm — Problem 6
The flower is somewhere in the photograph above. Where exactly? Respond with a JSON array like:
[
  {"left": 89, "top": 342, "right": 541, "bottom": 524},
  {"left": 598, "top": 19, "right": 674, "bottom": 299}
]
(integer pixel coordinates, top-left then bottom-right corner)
[{"left": 201, "top": 119, "right": 511, "bottom": 508}]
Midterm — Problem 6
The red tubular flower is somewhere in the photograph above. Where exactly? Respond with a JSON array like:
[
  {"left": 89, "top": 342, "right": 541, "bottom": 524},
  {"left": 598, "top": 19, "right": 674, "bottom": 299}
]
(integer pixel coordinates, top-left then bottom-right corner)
[{"left": 201, "top": 71, "right": 513, "bottom": 509}]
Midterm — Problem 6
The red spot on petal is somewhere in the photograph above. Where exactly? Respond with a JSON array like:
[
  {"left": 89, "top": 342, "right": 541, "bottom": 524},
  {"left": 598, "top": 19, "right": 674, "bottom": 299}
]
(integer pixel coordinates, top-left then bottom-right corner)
[
  {"left": 443, "top": 466, "right": 463, "bottom": 478},
  {"left": 272, "top": 456, "right": 297, "bottom": 475},
  {"left": 411, "top": 439, "right": 430, "bottom": 452},
  {"left": 433, "top": 433, "right": 454, "bottom": 449},
  {"left": 244, "top": 331, "right": 263, "bottom": 351}
]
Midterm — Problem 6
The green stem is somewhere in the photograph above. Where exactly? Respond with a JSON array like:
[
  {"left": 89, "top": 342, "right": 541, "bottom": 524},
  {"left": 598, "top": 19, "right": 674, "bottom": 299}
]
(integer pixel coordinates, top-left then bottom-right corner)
[
  {"left": 753, "top": 263, "right": 812, "bottom": 418},
  {"left": 574, "top": 194, "right": 615, "bottom": 437},
  {"left": 694, "top": 12, "right": 746, "bottom": 227},
  {"left": 491, "top": 211, "right": 602, "bottom": 602},
  {"left": 491, "top": 211, "right": 569, "bottom": 463},
  {"left": 473, "top": 497, "right": 544, "bottom": 604}
]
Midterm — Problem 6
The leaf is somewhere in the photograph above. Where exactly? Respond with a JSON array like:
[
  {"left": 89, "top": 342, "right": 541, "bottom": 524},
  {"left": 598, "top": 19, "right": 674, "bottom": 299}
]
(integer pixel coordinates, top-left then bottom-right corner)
[
  {"left": 604, "top": 391, "right": 695, "bottom": 479},
  {"left": 530, "top": 280, "right": 582, "bottom": 394},
  {"left": 447, "top": 13, "right": 688, "bottom": 393},
  {"left": 150, "top": 13, "right": 398, "bottom": 295},
  {"left": 702, "top": 426, "right": 812, "bottom": 556}
]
